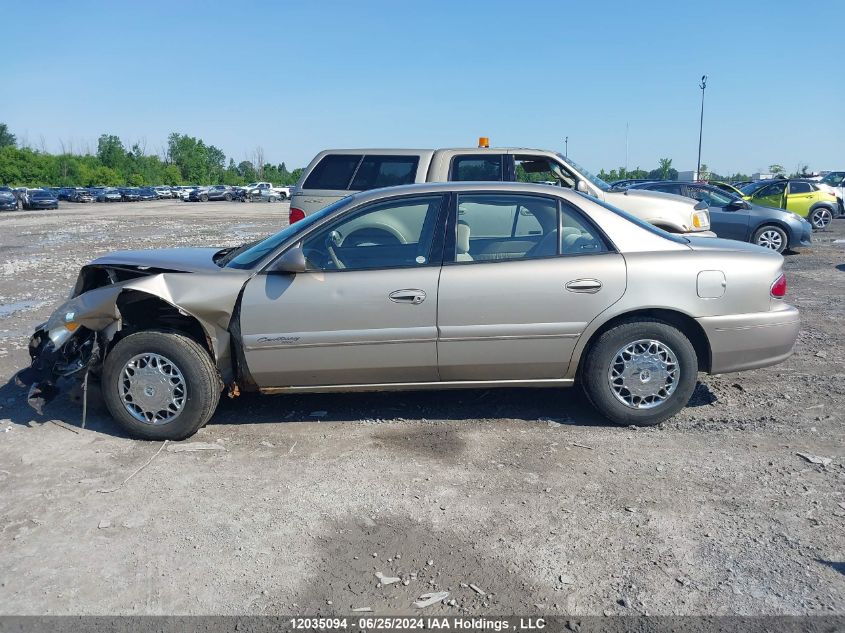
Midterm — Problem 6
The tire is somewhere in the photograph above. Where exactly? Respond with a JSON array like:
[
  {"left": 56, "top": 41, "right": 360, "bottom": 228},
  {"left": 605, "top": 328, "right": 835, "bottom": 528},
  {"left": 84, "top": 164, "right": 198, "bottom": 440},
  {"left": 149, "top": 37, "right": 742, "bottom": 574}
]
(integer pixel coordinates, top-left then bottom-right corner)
[
  {"left": 581, "top": 319, "right": 698, "bottom": 426},
  {"left": 200, "top": 194, "right": 208, "bottom": 202},
  {"left": 278, "top": 193, "right": 288, "bottom": 201},
  {"left": 224, "top": 193, "right": 232, "bottom": 201},
  {"left": 809, "top": 207, "right": 833, "bottom": 230},
  {"left": 101, "top": 331, "right": 221, "bottom": 440},
  {"left": 752, "top": 224, "right": 788, "bottom": 253},
  {"left": 268, "top": 196, "right": 277, "bottom": 203}
]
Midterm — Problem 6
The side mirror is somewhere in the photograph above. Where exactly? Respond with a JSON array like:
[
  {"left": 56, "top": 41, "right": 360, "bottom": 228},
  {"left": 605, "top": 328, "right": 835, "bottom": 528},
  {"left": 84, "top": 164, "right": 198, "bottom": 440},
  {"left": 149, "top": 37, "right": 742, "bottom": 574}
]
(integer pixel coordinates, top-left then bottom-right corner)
[
  {"left": 576, "top": 180, "right": 589, "bottom": 193},
  {"left": 728, "top": 198, "right": 748, "bottom": 210},
  {"left": 267, "top": 246, "right": 307, "bottom": 274}
]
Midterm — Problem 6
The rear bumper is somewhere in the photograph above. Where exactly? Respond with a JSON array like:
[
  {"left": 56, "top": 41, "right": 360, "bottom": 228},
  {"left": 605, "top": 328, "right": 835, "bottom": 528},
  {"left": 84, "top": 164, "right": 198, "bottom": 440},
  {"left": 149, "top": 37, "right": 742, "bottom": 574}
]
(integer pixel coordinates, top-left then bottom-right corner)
[{"left": 697, "top": 305, "right": 800, "bottom": 374}]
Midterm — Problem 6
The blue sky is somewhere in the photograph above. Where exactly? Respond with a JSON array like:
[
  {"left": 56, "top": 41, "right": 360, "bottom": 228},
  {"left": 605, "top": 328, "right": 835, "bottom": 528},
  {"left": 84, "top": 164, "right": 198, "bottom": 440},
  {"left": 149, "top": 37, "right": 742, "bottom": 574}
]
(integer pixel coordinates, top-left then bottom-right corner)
[{"left": 2, "top": 0, "right": 843, "bottom": 175}]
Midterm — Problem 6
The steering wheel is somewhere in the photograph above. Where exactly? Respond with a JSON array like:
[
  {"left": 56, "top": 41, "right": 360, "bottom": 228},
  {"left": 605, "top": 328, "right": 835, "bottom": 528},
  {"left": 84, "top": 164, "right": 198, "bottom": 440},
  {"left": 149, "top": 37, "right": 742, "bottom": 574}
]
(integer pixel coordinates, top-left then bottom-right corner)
[{"left": 325, "top": 230, "right": 345, "bottom": 269}]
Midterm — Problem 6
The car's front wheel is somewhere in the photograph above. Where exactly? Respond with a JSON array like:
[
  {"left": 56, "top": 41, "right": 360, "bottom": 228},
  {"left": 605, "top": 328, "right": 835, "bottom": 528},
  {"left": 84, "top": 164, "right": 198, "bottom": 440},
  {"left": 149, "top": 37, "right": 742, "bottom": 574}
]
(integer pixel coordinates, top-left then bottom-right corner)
[
  {"left": 102, "top": 331, "right": 221, "bottom": 440},
  {"left": 810, "top": 207, "right": 833, "bottom": 230},
  {"left": 752, "top": 224, "right": 788, "bottom": 253},
  {"left": 200, "top": 194, "right": 208, "bottom": 202},
  {"left": 581, "top": 319, "right": 698, "bottom": 426}
]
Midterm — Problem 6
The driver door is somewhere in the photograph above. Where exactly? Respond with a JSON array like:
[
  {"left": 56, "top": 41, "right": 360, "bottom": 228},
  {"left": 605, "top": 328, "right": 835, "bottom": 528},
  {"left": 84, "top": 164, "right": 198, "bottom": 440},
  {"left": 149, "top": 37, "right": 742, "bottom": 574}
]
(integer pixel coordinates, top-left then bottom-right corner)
[
  {"left": 239, "top": 194, "right": 447, "bottom": 387},
  {"left": 752, "top": 181, "right": 787, "bottom": 209}
]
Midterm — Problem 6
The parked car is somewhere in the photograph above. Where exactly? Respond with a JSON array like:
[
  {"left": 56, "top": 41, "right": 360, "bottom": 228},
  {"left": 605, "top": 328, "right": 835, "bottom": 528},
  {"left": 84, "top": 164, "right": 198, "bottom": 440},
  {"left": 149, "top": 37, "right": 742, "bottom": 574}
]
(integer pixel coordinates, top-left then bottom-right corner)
[
  {"left": 188, "top": 185, "right": 235, "bottom": 202},
  {"left": 23, "top": 190, "right": 59, "bottom": 210},
  {"left": 20, "top": 181, "right": 798, "bottom": 440},
  {"left": 290, "top": 146, "right": 712, "bottom": 235},
  {"left": 154, "top": 186, "right": 174, "bottom": 199},
  {"left": 0, "top": 189, "right": 18, "bottom": 211},
  {"left": 118, "top": 188, "right": 140, "bottom": 202},
  {"left": 628, "top": 181, "right": 812, "bottom": 253},
  {"left": 739, "top": 179, "right": 841, "bottom": 229},
  {"left": 243, "top": 182, "right": 291, "bottom": 200},
  {"left": 68, "top": 188, "right": 94, "bottom": 203},
  {"left": 243, "top": 187, "right": 283, "bottom": 203},
  {"left": 96, "top": 188, "right": 123, "bottom": 203},
  {"left": 57, "top": 188, "right": 75, "bottom": 201},
  {"left": 815, "top": 172, "right": 845, "bottom": 216},
  {"left": 137, "top": 187, "right": 158, "bottom": 201}
]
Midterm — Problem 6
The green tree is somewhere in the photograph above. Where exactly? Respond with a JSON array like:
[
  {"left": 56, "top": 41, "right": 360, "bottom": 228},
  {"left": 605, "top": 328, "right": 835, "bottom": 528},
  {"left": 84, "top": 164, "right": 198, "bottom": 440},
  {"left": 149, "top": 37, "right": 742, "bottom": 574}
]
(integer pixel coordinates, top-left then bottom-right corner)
[
  {"left": 0, "top": 123, "right": 16, "bottom": 148},
  {"left": 658, "top": 157, "right": 673, "bottom": 180},
  {"left": 769, "top": 164, "right": 785, "bottom": 175},
  {"left": 97, "top": 134, "right": 127, "bottom": 170}
]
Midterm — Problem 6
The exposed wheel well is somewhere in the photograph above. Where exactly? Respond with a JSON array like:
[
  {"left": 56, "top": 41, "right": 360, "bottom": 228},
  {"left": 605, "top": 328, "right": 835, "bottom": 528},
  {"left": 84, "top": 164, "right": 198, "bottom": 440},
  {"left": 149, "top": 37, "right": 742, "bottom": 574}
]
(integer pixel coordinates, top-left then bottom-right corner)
[
  {"left": 112, "top": 292, "right": 213, "bottom": 358},
  {"left": 580, "top": 308, "right": 711, "bottom": 373}
]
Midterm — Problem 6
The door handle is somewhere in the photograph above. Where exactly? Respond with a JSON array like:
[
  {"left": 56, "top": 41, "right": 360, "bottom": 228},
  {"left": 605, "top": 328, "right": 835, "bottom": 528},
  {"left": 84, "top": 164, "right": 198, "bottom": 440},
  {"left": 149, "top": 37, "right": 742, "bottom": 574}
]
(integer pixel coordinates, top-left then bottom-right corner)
[
  {"left": 389, "top": 289, "right": 426, "bottom": 305},
  {"left": 565, "top": 279, "right": 602, "bottom": 293}
]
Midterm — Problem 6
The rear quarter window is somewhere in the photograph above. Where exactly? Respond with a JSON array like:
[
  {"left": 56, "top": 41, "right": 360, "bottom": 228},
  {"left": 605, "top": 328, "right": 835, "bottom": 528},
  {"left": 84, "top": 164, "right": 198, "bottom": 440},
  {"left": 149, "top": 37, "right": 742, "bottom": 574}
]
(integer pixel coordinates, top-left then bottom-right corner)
[
  {"left": 303, "top": 154, "right": 362, "bottom": 190},
  {"left": 350, "top": 155, "right": 419, "bottom": 190}
]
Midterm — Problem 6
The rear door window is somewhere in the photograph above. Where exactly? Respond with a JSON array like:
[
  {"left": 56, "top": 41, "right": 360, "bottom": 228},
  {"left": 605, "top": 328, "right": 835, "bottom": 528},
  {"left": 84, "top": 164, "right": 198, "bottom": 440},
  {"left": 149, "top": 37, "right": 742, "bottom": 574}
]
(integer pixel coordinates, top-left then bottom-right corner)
[
  {"left": 350, "top": 156, "right": 419, "bottom": 190},
  {"left": 450, "top": 155, "right": 505, "bottom": 181},
  {"left": 303, "top": 154, "right": 363, "bottom": 190},
  {"left": 788, "top": 181, "right": 812, "bottom": 194}
]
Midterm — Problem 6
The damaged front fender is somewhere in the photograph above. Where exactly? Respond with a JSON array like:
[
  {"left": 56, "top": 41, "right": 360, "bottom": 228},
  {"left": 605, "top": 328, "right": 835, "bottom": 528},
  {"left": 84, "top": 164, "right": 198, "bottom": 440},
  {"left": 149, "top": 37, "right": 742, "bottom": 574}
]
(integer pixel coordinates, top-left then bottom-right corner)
[{"left": 21, "top": 265, "right": 252, "bottom": 414}]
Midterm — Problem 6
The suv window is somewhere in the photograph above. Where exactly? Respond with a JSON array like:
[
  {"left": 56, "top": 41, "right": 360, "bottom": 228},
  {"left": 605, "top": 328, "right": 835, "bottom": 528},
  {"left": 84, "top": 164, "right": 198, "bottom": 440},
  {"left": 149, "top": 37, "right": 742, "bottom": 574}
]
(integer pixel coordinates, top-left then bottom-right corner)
[
  {"left": 450, "top": 155, "right": 504, "bottom": 182},
  {"left": 789, "top": 181, "right": 812, "bottom": 194},
  {"left": 303, "top": 154, "right": 362, "bottom": 190},
  {"left": 453, "top": 194, "right": 557, "bottom": 262},
  {"left": 302, "top": 195, "right": 444, "bottom": 271},
  {"left": 350, "top": 155, "right": 419, "bottom": 190}
]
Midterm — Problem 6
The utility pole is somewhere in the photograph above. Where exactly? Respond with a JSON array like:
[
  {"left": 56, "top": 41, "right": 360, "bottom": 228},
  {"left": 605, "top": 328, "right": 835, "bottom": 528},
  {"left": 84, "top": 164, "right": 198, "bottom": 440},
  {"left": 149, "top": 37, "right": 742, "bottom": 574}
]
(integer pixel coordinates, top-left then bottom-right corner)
[
  {"left": 564, "top": 136, "right": 568, "bottom": 158},
  {"left": 697, "top": 75, "right": 707, "bottom": 180},
  {"left": 625, "top": 122, "right": 629, "bottom": 173}
]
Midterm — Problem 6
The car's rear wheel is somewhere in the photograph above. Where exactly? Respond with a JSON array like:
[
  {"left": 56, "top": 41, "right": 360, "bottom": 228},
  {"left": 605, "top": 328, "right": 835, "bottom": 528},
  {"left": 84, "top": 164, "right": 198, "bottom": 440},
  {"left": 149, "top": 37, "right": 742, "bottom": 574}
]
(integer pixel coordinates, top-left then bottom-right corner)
[
  {"left": 810, "top": 207, "right": 833, "bottom": 230},
  {"left": 581, "top": 319, "right": 698, "bottom": 426},
  {"left": 752, "top": 224, "right": 788, "bottom": 253},
  {"left": 224, "top": 193, "right": 232, "bottom": 201},
  {"left": 278, "top": 193, "right": 288, "bottom": 201},
  {"left": 102, "top": 331, "right": 221, "bottom": 440}
]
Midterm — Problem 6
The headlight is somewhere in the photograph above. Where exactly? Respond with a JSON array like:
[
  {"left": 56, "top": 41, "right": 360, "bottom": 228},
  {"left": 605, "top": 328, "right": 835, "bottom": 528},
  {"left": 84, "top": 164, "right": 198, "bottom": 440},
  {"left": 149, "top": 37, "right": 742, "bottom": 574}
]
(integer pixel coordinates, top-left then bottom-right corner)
[{"left": 692, "top": 210, "right": 710, "bottom": 230}]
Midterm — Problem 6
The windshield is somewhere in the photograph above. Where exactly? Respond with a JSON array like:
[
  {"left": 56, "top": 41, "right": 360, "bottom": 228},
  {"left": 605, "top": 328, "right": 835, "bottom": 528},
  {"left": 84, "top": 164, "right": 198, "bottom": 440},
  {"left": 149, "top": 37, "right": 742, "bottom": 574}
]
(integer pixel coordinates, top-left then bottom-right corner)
[
  {"left": 556, "top": 154, "right": 611, "bottom": 192},
  {"left": 226, "top": 197, "right": 352, "bottom": 269},
  {"left": 575, "top": 192, "right": 688, "bottom": 244},
  {"left": 820, "top": 172, "right": 844, "bottom": 186}
]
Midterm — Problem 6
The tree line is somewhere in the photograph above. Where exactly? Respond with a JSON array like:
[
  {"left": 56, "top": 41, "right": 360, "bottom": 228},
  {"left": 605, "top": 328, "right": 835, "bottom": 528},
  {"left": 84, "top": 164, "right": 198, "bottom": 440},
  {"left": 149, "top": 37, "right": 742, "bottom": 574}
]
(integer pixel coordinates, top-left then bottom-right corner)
[{"left": 0, "top": 123, "right": 303, "bottom": 187}]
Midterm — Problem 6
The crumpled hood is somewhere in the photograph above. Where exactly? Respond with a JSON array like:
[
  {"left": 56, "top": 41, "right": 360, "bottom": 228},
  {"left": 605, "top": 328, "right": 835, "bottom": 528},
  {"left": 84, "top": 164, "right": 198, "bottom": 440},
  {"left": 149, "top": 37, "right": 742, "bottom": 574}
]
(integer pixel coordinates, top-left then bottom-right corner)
[{"left": 91, "top": 247, "right": 223, "bottom": 273}]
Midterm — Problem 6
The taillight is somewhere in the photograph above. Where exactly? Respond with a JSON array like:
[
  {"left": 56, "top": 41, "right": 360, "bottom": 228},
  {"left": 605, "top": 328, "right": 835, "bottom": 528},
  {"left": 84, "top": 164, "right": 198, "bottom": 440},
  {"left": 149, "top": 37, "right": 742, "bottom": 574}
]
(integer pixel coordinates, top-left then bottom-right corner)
[
  {"left": 770, "top": 273, "right": 787, "bottom": 298},
  {"left": 289, "top": 207, "right": 305, "bottom": 224}
]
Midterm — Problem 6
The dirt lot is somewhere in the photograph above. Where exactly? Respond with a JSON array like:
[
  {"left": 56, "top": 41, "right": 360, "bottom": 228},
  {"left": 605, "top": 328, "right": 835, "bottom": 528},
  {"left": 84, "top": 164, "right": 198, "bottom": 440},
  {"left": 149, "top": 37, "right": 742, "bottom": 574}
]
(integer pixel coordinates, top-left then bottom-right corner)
[{"left": 0, "top": 200, "right": 842, "bottom": 616}]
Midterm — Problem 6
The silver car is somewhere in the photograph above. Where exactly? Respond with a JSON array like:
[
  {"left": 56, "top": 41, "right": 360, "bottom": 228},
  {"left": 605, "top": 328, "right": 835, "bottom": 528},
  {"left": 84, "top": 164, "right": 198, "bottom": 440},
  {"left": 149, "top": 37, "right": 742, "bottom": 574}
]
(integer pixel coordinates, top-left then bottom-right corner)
[{"left": 19, "top": 182, "right": 799, "bottom": 440}]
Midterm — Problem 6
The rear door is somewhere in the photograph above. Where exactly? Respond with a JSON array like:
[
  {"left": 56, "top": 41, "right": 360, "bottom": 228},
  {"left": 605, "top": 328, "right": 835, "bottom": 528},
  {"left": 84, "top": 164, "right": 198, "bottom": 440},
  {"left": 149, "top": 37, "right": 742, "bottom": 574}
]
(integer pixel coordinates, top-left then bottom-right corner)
[
  {"left": 437, "top": 192, "right": 626, "bottom": 381},
  {"left": 785, "top": 181, "right": 815, "bottom": 216}
]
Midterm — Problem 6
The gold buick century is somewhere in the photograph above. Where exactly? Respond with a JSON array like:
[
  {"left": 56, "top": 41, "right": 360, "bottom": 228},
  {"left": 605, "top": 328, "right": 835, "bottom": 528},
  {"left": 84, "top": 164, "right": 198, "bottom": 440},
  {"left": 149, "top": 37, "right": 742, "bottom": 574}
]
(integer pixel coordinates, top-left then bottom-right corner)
[{"left": 19, "top": 182, "right": 799, "bottom": 440}]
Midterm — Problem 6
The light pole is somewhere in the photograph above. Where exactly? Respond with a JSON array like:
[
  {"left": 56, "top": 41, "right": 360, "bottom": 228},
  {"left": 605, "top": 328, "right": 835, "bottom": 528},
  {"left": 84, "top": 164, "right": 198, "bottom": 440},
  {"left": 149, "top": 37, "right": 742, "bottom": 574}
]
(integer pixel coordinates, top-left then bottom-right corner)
[
  {"left": 696, "top": 75, "right": 707, "bottom": 180},
  {"left": 564, "top": 136, "right": 568, "bottom": 158}
]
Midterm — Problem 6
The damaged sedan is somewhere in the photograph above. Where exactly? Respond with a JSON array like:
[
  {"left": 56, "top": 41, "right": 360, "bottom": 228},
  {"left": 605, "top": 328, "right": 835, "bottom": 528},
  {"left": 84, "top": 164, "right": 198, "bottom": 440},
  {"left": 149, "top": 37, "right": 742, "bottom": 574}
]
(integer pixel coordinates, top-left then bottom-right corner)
[{"left": 18, "top": 182, "right": 801, "bottom": 440}]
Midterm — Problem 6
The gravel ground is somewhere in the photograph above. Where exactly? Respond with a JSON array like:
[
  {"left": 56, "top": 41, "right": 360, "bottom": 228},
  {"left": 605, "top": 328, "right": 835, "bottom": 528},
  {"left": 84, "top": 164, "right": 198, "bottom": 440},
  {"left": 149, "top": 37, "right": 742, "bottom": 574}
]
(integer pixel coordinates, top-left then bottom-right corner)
[{"left": 0, "top": 200, "right": 842, "bottom": 616}]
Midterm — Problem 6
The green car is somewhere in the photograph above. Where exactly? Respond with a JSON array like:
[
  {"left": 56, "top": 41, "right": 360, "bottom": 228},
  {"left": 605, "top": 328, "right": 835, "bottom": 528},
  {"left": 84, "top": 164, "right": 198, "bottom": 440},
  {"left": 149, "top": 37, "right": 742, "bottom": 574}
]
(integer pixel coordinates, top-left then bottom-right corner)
[{"left": 739, "top": 179, "right": 841, "bottom": 229}]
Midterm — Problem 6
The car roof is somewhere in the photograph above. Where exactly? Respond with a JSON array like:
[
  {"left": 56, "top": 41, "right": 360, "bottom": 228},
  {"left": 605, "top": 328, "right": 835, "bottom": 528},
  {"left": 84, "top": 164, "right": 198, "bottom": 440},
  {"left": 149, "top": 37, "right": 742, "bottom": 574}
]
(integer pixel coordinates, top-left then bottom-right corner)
[{"left": 343, "top": 180, "right": 587, "bottom": 206}]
